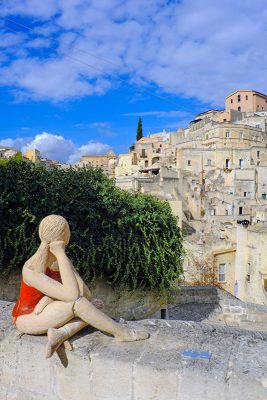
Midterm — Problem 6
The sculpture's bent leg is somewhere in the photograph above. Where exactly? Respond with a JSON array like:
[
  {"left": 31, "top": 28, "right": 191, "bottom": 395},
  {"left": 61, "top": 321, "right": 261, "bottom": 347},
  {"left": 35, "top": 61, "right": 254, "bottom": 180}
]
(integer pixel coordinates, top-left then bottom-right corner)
[
  {"left": 15, "top": 301, "right": 75, "bottom": 335},
  {"left": 73, "top": 296, "right": 149, "bottom": 342},
  {"left": 16, "top": 296, "right": 149, "bottom": 358},
  {"left": 46, "top": 318, "right": 87, "bottom": 358}
]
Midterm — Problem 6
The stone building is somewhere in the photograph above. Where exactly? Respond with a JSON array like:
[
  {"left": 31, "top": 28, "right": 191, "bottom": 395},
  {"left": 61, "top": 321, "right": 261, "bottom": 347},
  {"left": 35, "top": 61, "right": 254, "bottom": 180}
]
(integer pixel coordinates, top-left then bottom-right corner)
[
  {"left": 0, "top": 146, "right": 20, "bottom": 159},
  {"left": 77, "top": 150, "right": 117, "bottom": 177},
  {"left": 226, "top": 89, "right": 267, "bottom": 113},
  {"left": 115, "top": 88, "right": 267, "bottom": 305},
  {"left": 24, "top": 148, "right": 41, "bottom": 163},
  {"left": 115, "top": 152, "right": 138, "bottom": 177},
  {"left": 235, "top": 223, "right": 267, "bottom": 304},
  {"left": 134, "top": 131, "right": 177, "bottom": 174}
]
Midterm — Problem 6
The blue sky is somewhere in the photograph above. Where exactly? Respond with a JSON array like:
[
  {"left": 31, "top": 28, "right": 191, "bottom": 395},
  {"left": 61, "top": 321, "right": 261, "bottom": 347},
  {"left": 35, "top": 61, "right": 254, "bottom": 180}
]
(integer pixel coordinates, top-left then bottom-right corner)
[{"left": 0, "top": 0, "right": 267, "bottom": 162}]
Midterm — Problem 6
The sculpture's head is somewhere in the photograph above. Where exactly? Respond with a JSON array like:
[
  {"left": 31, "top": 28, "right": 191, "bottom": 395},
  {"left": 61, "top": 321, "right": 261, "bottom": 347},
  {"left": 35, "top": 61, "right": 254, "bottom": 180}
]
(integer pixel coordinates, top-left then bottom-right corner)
[{"left": 39, "top": 215, "right": 70, "bottom": 246}]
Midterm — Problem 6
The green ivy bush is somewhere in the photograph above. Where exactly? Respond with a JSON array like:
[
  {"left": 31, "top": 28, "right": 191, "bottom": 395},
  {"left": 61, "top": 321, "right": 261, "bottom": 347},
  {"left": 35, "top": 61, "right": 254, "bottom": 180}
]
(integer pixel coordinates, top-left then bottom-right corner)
[{"left": 0, "top": 160, "right": 183, "bottom": 289}]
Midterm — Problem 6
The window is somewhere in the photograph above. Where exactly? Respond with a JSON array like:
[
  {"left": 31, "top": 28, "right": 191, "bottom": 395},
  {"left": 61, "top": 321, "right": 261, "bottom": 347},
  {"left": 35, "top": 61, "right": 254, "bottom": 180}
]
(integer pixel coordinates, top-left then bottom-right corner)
[
  {"left": 230, "top": 99, "right": 233, "bottom": 104},
  {"left": 238, "top": 106, "right": 241, "bottom": 111},
  {"left": 239, "top": 159, "right": 244, "bottom": 169},
  {"left": 141, "top": 149, "right": 146, "bottom": 157},
  {"left": 226, "top": 159, "right": 230, "bottom": 169},
  {"left": 262, "top": 193, "right": 267, "bottom": 200},
  {"left": 225, "top": 209, "right": 228, "bottom": 215},
  {"left": 211, "top": 209, "right": 216, "bottom": 216},
  {"left": 246, "top": 95, "right": 248, "bottom": 100},
  {"left": 244, "top": 192, "right": 247, "bottom": 197},
  {"left": 207, "top": 159, "right": 211, "bottom": 166},
  {"left": 187, "top": 160, "right": 191, "bottom": 166},
  {"left": 240, "top": 132, "right": 243, "bottom": 140},
  {"left": 256, "top": 124, "right": 260, "bottom": 128},
  {"left": 247, "top": 263, "right": 251, "bottom": 282},
  {"left": 218, "top": 264, "right": 226, "bottom": 282},
  {"left": 239, "top": 206, "right": 243, "bottom": 215},
  {"left": 257, "top": 150, "right": 260, "bottom": 158},
  {"left": 226, "top": 131, "right": 230, "bottom": 138},
  {"left": 205, "top": 134, "right": 209, "bottom": 140},
  {"left": 237, "top": 94, "right": 241, "bottom": 102}
]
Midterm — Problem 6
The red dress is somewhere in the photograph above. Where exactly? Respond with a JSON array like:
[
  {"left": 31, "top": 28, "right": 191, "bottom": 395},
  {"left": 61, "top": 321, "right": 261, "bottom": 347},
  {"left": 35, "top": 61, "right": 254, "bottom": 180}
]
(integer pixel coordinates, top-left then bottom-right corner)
[{"left": 12, "top": 267, "right": 62, "bottom": 323}]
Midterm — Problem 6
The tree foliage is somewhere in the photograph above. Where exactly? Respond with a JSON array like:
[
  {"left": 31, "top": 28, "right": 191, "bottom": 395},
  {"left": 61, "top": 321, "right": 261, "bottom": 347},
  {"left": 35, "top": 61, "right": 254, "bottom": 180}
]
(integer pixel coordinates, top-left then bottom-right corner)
[
  {"left": 0, "top": 160, "right": 183, "bottom": 289},
  {"left": 136, "top": 117, "right": 143, "bottom": 141}
]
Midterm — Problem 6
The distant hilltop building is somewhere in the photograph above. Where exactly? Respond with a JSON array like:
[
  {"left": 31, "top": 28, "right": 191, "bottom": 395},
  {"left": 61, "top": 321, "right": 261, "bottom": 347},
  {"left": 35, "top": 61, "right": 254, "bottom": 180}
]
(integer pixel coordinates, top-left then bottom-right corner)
[
  {"left": 77, "top": 149, "right": 117, "bottom": 177},
  {"left": 24, "top": 148, "right": 41, "bottom": 163},
  {"left": 0, "top": 146, "right": 20, "bottom": 159},
  {"left": 23, "top": 148, "right": 70, "bottom": 170},
  {"left": 226, "top": 89, "right": 267, "bottom": 113}
]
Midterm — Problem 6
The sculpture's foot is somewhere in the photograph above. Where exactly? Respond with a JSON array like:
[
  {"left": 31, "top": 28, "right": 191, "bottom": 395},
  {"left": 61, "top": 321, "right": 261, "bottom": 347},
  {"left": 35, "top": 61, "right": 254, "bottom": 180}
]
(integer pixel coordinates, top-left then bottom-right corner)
[
  {"left": 115, "top": 326, "right": 149, "bottom": 342},
  {"left": 46, "top": 327, "right": 67, "bottom": 358}
]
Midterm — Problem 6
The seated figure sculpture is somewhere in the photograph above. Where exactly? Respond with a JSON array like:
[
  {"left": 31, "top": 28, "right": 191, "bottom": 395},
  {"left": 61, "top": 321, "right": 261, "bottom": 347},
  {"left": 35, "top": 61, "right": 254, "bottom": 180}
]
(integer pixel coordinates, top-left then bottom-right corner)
[{"left": 12, "top": 215, "right": 148, "bottom": 358}]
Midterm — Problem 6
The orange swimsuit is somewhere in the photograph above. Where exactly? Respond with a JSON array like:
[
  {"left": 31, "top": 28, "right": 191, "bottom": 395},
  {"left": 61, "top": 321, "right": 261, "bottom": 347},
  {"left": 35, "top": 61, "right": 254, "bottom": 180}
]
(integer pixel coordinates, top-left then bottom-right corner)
[{"left": 12, "top": 267, "right": 62, "bottom": 323}]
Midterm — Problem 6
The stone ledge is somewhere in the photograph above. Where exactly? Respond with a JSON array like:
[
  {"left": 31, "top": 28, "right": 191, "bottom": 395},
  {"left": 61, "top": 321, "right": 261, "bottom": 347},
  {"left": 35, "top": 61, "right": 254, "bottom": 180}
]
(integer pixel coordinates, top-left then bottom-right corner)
[{"left": 1, "top": 301, "right": 267, "bottom": 400}]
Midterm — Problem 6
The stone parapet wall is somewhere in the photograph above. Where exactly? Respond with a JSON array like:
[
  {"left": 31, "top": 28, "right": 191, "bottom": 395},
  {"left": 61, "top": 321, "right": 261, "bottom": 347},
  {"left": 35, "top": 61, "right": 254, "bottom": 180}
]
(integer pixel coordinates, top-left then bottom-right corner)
[
  {"left": 1, "top": 301, "right": 267, "bottom": 400},
  {"left": 177, "top": 285, "right": 219, "bottom": 304},
  {"left": 0, "top": 272, "right": 171, "bottom": 320},
  {"left": 2, "top": 271, "right": 267, "bottom": 324}
]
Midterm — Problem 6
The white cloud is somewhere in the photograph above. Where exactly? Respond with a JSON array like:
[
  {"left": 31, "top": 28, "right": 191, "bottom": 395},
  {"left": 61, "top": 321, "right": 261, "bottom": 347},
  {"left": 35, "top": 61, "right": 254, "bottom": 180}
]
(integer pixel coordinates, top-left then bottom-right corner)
[
  {"left": 0, "top": 132, "right": 111, "bottom": 164},
  {"left": 1, "top": 0, "right": 267, "bottom": 104},
  {"left": 68, "top": 141, "right": 111, "bottom": 164},
  {"left": 22, "top": 132, "right": 75, "bottom": 161},
  {"left": 123, "top": 110, "right": 189, "bottom": 118},
  {"left": 0, "top": 137, "right": 32, "bottom": 148}
]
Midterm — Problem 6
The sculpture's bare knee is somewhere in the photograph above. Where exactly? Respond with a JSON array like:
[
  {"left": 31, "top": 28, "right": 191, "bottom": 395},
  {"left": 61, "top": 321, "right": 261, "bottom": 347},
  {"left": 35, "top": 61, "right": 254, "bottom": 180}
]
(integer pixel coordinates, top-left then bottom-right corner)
[{"left": 15, "top": 301, "right": 75, "bottom": 335}]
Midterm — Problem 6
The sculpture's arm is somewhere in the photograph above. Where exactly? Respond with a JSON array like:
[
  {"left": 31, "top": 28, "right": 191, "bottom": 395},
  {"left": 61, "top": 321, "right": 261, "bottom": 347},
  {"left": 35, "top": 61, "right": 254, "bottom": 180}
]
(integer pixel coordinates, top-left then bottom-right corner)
[
  {"left": 73, "top": 271, "right": 93, "bottom": 300},
  {"left": 73, "top": 271, "right": 104, "bottom": 309},
  {"left": 73, "top": 269, "right": 104, "bottom": 308},
  {"left": 33, "top": 296, "right": 54, "bottom": 315},
  {"left": 23, "top": 241, "right": 80, "bottom": 302}
]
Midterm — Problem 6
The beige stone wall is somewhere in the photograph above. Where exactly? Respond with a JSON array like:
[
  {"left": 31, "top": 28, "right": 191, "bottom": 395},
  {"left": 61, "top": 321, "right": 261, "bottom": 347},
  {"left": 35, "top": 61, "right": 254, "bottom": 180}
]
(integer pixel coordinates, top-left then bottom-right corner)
[
  {"left": 235, "top": 224, "right": 267, "bottom": 304},
  {"left": 177, "top": 146, "right": 267, "bottom": 174},
  {"left": 168, "top": 201, "right": 182, "bottom": 229},
  {"left": 115, "top": 153, "right": 138, "bottom": 177},
  {"left": 214, "top": 251, "right": 236, "bottom": 294},
  {"left": 183, "top": 236, "right": 236, "bottom": 290}
]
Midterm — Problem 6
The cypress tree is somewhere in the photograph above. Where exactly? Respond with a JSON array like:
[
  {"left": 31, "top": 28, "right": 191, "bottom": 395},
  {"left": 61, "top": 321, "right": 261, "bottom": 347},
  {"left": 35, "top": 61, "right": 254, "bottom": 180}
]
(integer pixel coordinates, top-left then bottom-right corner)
[{"left": 136, "top": 117, "right": 143, "bottom": 141}]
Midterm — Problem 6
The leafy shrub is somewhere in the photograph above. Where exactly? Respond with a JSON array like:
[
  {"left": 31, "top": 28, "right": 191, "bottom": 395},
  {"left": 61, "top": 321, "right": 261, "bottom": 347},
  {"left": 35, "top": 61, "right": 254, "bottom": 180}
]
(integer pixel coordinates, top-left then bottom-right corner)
[{"left": 0, "top": 160, "right": 183, "bottom": 289}]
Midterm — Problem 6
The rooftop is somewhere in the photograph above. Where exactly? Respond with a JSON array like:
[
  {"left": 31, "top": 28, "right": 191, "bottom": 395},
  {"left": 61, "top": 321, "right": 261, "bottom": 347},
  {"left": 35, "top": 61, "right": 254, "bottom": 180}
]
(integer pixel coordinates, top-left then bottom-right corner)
[{"left": 226, "top": 89, "right": 267, "bottom": 99}]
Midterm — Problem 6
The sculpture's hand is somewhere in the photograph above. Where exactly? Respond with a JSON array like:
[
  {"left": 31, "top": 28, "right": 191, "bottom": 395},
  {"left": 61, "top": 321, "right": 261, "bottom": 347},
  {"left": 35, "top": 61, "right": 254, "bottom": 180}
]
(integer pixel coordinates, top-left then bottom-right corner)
[
  {"left": 34, "top": 296, "right": 54, "bottom": 315},
  {"left": 49, "top": 241, "right": 66, "bottom": 257},
  {"left": 91, "top": 298, "right": 104, "bottom": 309}
]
